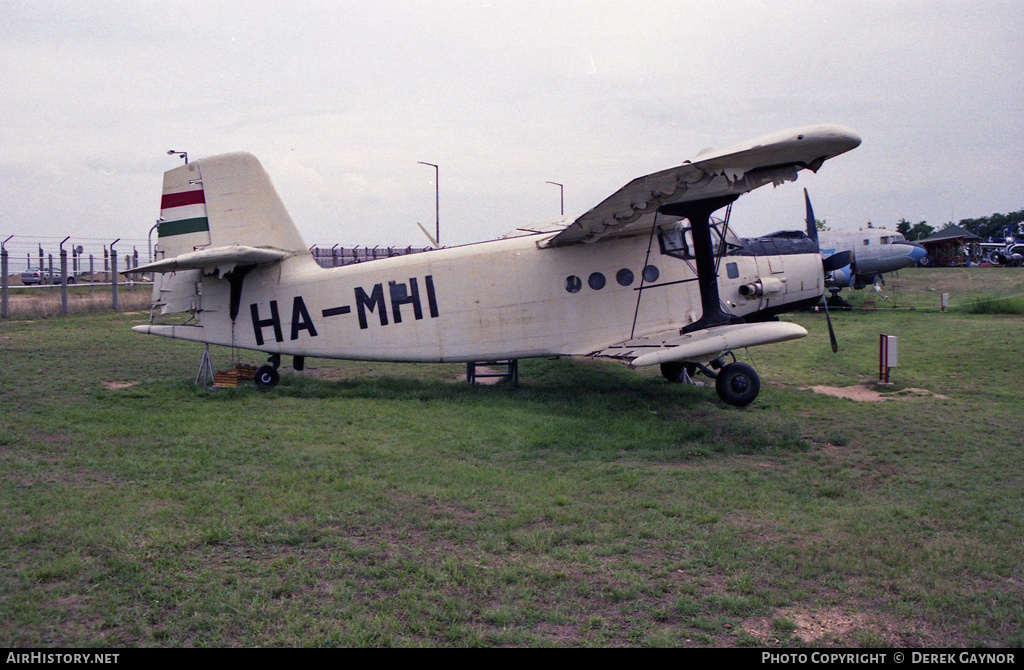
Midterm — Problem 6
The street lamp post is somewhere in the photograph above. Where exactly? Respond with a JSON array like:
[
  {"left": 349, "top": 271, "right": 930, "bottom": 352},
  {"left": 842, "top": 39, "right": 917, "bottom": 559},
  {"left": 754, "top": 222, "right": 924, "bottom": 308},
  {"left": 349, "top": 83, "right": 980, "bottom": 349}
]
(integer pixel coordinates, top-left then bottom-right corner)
[
  {"left": 167, "top": 150, "right": 188, "bottom": 164},
  {"left": 546, "top": 181, "right": 564, "bottom": 216},
  {"left": 418, "top": 162, "right": 439, "bottom": 246}
]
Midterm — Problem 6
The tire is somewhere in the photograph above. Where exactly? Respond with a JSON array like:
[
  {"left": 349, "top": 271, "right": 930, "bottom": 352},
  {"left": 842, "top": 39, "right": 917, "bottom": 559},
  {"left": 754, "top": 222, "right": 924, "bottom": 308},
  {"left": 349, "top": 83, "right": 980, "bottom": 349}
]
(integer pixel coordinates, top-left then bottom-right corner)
[
  {"left": 254, "top": 365, "right": 280, "bottom": 388},
  {"left": 715, "top": 362, "right": 760, "bottom": 407}
]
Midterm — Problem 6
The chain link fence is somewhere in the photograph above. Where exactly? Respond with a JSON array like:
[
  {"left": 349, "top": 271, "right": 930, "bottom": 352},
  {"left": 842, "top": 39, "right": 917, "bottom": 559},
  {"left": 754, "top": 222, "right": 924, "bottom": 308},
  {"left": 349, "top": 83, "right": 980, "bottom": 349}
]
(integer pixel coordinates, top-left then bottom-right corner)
[{"left": 3, "top": 237, "right": 436, "bottom": 319}]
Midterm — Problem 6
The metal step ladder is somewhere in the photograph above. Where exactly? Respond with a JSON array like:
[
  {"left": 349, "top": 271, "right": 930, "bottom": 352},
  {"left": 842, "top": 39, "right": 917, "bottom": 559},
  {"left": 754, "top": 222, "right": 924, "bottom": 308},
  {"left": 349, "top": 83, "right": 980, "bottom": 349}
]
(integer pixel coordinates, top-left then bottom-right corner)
[{"left": 466, "top": 359, "right": 519, "bottom": 386}]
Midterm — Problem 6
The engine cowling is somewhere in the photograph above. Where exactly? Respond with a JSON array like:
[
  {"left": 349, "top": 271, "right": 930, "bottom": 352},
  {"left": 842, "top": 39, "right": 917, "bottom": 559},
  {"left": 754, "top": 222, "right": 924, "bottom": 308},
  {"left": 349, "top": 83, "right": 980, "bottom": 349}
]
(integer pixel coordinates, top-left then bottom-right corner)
[{"left": 827, "top": 266, "right": 853, "bottom": 288}]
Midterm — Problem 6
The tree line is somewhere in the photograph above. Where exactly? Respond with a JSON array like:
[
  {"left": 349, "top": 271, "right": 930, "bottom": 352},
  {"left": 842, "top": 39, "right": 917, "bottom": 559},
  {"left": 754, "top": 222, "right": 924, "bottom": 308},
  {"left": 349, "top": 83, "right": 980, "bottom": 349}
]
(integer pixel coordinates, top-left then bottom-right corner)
[{"left": 895, "top": 208, "right": 1024, "bottom": 241}]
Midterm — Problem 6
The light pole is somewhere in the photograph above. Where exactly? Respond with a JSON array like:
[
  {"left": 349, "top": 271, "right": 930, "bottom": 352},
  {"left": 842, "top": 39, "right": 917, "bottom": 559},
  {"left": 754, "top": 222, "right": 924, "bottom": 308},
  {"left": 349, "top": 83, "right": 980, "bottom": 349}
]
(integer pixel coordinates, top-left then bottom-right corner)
[
  {"left": 418, "top": 161, "right": 439, "bottom": 246},
  {"left": 546, "top": 181, "right": 564, "bottom": 216},
  {"left": 167, "top": 150, "right": 188, "bottom": 164}
]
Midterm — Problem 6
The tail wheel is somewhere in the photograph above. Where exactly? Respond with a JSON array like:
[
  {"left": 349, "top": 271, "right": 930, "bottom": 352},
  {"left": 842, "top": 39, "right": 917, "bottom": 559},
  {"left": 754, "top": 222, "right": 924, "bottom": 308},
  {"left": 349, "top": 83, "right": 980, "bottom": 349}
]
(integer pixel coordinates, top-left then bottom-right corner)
[
  {"left": 715, "top": 362, "right": 760, "bottom": 407},
  {"left": 254, "top": 365, "right": 280, "bottom": 388}
]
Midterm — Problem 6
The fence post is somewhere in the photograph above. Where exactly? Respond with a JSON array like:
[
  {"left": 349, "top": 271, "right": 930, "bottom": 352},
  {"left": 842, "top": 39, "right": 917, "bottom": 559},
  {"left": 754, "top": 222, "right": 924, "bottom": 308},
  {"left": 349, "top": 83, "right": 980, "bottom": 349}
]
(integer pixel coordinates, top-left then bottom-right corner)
[
  {"left": 48, "top": 254, "right": 54, "bottom": 293},
  {"left": 59, "top": 237, "right": 69, "bottom": 316},
  {"left": 1, "top": 236, "right": 10, "bottom": 320},
  {"left": 89, "top": 255, "right": 95, "bottom": 293},
  {"left": 110, "top": 240, "right": 119, "bottom": 311},
  {"left": 132, "top": 248, "right": 138, "bottom": 290}
]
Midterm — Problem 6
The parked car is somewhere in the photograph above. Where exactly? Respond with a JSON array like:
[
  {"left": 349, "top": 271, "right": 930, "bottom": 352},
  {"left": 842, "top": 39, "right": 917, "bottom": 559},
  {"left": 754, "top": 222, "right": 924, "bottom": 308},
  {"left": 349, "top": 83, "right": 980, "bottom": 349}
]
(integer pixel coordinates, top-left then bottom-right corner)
[{"left": 20, "top": 269, "right": 76, "bottom": 285}]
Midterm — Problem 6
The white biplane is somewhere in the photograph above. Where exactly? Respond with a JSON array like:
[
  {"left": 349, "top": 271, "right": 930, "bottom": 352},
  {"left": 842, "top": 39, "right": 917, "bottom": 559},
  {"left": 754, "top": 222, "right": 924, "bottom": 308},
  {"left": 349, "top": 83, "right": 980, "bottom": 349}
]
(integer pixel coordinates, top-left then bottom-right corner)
[{"left": 132, "top": 124, "right": 861, "bottom": 406}]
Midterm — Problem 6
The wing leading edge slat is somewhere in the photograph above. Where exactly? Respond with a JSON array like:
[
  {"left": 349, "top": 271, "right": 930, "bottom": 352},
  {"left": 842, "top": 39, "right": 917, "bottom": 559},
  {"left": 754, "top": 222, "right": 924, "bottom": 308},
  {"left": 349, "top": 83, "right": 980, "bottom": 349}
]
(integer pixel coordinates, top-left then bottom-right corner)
[{"left": 543, "top": 124, "right": 860, "bottom": 248}]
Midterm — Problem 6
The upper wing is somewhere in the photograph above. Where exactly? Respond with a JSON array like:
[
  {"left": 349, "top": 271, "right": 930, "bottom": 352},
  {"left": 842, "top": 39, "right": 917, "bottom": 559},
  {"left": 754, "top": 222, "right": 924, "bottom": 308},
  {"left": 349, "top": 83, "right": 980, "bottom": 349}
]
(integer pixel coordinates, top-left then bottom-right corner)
[
  {"left": 591, "top": 321, "right": 808, "bottom": 367},
  {"left": 543, "top": 124, "right": 860, "bottom": 248}
]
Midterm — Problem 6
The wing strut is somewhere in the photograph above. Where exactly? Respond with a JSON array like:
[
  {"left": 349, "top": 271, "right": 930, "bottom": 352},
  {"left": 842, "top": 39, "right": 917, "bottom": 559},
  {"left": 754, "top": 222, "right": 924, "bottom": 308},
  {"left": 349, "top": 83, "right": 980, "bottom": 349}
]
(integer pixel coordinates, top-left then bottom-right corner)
[
  {"left": 660, "top": 195, "right": 744, "bottom": 334},
  {"left": 629, "top": 210, "right": 661, "bottom": 339}
]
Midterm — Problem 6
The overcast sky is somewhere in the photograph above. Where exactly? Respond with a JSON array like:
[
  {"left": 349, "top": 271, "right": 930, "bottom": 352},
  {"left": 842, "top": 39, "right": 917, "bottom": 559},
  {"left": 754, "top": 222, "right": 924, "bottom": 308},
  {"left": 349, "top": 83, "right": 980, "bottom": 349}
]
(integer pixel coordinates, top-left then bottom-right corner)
[{"left": 2, "top": 0, "right": 1021, "bottom": 253}]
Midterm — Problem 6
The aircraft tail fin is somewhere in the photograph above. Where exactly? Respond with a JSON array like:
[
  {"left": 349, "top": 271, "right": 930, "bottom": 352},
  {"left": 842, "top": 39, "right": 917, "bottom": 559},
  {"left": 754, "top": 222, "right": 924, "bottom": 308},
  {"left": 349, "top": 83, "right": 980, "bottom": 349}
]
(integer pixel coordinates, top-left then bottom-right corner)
[
  {"left": 150, "top": 153, "right": 309, "bottom": 314},
  {"left": 155, "top": 153, "right": 307, "bottom": 261}
]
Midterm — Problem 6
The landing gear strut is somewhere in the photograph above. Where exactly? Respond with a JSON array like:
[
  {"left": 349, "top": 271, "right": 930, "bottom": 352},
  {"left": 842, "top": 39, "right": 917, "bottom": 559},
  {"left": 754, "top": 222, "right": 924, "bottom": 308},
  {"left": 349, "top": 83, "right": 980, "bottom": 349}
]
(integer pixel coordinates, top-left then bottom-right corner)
[{"left": 661, "top": 351, "right": 761, "bottom": 407}]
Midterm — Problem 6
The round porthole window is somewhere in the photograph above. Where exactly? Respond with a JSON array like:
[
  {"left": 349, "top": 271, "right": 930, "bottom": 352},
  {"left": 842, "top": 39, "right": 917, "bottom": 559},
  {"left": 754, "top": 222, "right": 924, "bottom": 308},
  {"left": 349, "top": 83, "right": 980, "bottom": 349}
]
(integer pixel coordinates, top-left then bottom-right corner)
[
  {"left": 616, "top": 268, "right": 634, "bottom": 286},
  {"left": 588, "top": 272, "right": 606, "bottom": 290},
  {"left": 565, "top": 275, "right": 582, "bottom": 293},
  {"left": 642, "top": 265, "right": 660, "bottom": 282}
]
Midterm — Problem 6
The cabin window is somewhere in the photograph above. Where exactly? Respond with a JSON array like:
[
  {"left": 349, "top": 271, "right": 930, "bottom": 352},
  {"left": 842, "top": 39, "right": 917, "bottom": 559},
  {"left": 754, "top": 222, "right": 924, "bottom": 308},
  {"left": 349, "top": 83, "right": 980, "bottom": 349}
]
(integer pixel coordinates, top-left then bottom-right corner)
[
  {"left": 863, "top": 239, "right": 871, "bottom": 246},
  {"left": 565, "top": 275, "right": 582, "bottom": 293},
  {"left": 642, "top": 265, "right": 660, "bottom": 283},
  {"left": 588, "top": 272, "right": 606, "bottom": 290},
  {"left": 726, "top": 262, "right": 739, "bottom": 279},
  {"left": 616, "top": 269, "right": 634, "bottom": 286},
  {"left": 659, "top": 226, "right": 692, "bottom": 257}
]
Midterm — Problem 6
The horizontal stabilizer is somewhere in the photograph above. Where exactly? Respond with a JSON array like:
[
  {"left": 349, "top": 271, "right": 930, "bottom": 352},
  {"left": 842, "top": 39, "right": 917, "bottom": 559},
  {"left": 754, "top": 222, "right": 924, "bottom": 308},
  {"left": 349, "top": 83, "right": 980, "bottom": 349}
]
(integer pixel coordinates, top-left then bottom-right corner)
[
  {"left": 593, "top": 322, "right": 808, "bottom": 367},
  {"left": 129, "top": 245, "right": 292, "bottom": 275}
]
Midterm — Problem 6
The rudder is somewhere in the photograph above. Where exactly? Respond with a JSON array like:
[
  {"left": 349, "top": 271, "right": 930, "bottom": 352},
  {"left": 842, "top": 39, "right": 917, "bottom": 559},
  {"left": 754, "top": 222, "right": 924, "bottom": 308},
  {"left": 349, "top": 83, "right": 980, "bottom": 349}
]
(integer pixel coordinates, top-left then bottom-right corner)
[{"left": 151, "top": 153, "right": 308, "bottom": 314}]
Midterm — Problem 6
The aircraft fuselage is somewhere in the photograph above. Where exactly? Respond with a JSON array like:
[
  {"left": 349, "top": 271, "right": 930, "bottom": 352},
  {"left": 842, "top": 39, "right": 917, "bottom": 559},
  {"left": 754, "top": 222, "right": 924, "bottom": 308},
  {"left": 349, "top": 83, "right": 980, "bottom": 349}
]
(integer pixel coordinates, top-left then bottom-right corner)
[{"left": 138, "top": 229, "right": 824, "bottom": 363}]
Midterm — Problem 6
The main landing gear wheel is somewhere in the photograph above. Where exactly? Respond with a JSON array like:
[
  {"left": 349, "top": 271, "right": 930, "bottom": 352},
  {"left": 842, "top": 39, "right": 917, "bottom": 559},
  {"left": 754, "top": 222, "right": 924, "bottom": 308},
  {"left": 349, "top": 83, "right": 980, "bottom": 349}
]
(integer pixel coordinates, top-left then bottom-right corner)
[{"left": 715, "top": 362, "right": 760, "bottom": 407}]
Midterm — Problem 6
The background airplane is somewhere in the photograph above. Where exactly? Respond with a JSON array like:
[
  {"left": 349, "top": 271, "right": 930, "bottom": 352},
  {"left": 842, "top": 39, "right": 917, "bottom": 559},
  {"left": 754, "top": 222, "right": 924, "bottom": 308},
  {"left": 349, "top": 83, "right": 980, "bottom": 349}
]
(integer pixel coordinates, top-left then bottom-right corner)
[
  {"left": 132, "top": 125, "right": 861, "bottom": 406},
  {"left": 803, "top": 191, "right": 926, "bottom": 304}
]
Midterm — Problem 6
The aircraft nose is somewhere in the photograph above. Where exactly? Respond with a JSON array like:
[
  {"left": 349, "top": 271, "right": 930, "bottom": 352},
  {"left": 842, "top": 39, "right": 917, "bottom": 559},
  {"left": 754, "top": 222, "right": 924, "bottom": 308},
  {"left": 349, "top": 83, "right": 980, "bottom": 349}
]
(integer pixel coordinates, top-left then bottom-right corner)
[{"left": 895, "top": 241, "right": 927, "bottom": 262}]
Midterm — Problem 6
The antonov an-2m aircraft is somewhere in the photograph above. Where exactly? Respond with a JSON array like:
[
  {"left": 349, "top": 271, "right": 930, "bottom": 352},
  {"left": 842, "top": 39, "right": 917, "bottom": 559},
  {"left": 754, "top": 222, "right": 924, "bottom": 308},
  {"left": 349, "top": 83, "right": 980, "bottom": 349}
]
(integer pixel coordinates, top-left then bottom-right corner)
[{"left": 132, "top": 124, "right": 861, "bottom": 406}]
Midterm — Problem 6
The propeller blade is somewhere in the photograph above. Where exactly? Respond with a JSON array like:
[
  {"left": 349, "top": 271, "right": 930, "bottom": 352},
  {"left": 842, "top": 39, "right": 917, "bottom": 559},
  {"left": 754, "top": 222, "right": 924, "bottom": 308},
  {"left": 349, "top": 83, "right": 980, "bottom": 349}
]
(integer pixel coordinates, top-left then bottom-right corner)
[
  {"left": 804, "top": 188, "right": 818, "bottom": 247},
  {"left": 416, "top": 222, "right": 440, "bottom": 248},
  {"left": 823, "top": 250, "right": 853, "bottom": 272},
  {"left": 821, "top": 295, "right": 839, "bottom": 353}
]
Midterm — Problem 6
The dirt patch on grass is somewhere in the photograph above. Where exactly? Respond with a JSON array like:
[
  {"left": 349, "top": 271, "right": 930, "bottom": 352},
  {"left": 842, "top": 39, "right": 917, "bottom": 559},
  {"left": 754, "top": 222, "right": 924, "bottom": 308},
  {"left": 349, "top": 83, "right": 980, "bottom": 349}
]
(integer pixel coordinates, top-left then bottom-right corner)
[
  {"left": 102, "top": 381, "right": 136, "bottom": 390},
  {"left": 803, "top": 383, "right": 948, "bottom": 402},
  {"left": 744, "top": 607, "right": 870, "bottom": 644},
  {"left": 742, "top": 606, "right": 948, "bottom": 646}
]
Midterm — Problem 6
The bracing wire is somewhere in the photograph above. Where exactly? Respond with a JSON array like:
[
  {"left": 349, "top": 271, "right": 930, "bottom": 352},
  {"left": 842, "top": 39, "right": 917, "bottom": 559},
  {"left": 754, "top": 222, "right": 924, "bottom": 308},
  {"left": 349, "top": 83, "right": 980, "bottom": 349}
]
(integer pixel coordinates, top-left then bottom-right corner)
[{"left": 630, "top": 211, "right": 660, "bottom": 340}]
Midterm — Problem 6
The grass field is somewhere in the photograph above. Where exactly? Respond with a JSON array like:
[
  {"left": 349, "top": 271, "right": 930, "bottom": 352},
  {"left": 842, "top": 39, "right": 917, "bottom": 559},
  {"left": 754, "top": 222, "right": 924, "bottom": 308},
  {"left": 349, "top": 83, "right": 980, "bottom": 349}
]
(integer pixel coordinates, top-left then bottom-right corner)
[
  {"left": 1, "top": 267, "right": 1022, "bottom": 647},
  {"left": 2, "top": 284, "right": 151, "bottom": 319}
]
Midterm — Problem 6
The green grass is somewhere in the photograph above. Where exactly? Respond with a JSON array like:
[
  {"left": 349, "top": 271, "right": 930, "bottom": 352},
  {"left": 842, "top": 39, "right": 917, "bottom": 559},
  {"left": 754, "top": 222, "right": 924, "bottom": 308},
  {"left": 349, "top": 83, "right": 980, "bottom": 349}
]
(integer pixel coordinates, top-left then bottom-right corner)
[
  {"left": 959, "top": 295, "right": 1024, "bottom": 315},
  {"left": 1, "top": 268, "right": 1023, "bottom": 647}
]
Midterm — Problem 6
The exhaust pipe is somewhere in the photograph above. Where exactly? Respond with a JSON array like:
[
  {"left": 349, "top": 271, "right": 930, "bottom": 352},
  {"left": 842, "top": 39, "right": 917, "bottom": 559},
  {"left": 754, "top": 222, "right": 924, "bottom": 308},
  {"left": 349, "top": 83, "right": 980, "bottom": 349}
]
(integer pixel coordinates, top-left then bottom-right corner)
[{"left": 739, "top": 277, "right": 785, "bottom": 299}]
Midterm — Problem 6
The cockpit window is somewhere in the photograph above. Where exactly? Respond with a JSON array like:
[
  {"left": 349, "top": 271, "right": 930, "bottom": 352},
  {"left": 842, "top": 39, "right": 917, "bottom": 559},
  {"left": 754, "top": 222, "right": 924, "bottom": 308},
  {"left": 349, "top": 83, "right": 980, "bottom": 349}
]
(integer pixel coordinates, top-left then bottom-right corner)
[{"left": 658, "top": 220, "right": 743, "bottom": 260}]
